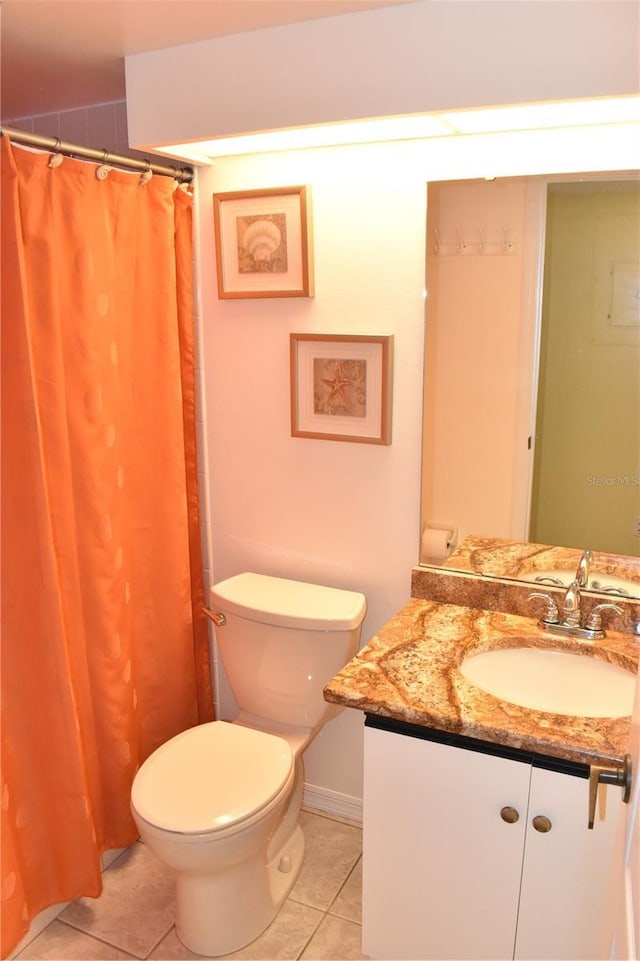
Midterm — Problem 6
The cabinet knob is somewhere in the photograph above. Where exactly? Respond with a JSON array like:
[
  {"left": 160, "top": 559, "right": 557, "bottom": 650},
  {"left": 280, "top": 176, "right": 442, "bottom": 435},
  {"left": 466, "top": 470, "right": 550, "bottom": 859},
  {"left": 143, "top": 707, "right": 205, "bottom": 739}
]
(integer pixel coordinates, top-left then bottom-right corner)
[
  {"left": 532, "top": 815, "right": 552, "bottom": 833},
  {"left": 500, "top": 806, "right": 520, "bottom": 823}
]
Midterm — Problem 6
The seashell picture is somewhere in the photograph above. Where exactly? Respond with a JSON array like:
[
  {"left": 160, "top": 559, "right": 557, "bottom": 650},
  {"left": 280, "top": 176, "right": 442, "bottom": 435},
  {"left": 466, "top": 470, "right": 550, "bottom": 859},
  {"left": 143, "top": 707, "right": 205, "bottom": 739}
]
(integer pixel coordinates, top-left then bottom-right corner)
[
  {"left": 213, "top": 186, "right": 313, "bottom": 298},
  {"left": 236, "top": 214, "right": 288, "bottom": 274}
]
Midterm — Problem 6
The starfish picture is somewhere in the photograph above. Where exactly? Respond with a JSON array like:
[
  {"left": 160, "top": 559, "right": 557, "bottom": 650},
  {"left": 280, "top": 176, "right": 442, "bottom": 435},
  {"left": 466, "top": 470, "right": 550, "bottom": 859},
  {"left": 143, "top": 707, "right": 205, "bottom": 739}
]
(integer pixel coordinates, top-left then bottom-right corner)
[
  {"left": 321, "top": 362, "right": 355, "bottom": 406},
  {"left": 313, "top": 358, "right": 367, "bottom": 417}
]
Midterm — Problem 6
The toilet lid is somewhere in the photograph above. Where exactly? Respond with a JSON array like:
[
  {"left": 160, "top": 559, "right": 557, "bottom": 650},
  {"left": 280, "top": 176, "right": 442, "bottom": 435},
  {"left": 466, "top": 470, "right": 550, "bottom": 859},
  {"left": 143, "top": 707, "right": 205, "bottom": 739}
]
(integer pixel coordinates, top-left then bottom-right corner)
[{"left": 131, "top": 721, "right": 293, "bottom": 834}]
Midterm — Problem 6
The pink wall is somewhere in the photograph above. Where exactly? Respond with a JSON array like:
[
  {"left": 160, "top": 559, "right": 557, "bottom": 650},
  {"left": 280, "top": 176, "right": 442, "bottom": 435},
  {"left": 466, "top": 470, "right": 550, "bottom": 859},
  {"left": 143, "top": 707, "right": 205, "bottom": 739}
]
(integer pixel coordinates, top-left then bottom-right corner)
[{"left": 422, "top": 178, "right": 531, "bottom": 552}]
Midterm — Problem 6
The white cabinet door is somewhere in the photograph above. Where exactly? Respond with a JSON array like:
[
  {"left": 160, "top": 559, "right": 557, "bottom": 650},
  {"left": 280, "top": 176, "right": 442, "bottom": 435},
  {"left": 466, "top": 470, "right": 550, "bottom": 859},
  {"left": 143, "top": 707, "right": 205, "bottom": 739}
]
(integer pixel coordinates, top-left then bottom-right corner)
[
  {"left": 604, "top": 664, "right": 640, "bottom": 959},
  {"left": 514, "top": 767, "right": 622, "bottom": 960},
  {"left": 363, "top": 726, "right": 531, "bottom": 961}
]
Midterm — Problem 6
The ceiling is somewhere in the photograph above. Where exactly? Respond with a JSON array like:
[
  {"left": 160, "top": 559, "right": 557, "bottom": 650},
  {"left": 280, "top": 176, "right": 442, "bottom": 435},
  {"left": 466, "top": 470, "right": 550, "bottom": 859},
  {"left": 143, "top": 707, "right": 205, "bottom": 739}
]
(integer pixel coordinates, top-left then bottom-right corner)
[{"left": 1, "top": 0, "right": 414, "bottom": 120}]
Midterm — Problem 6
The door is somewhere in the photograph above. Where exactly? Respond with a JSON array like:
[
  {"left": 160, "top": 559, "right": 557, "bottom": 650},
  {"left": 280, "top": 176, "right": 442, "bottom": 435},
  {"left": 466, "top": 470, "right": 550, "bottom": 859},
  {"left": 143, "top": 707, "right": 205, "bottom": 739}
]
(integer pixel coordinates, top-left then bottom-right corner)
[
  {"left": 362, "top": 727, "right": 530, "bottom": 960},
  {"left": 603, "top": 665, "right": 640, "bottom": 959},
  {"left": 515, "top": 766, "right": 622, "bottom": 960}
]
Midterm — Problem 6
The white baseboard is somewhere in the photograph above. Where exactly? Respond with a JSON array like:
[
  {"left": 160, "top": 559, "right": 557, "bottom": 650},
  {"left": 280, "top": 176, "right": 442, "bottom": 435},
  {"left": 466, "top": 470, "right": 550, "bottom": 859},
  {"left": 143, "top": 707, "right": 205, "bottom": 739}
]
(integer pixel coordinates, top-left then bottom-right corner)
[{"left": 303, "top": 782, "right": 363, "bottom": 824}]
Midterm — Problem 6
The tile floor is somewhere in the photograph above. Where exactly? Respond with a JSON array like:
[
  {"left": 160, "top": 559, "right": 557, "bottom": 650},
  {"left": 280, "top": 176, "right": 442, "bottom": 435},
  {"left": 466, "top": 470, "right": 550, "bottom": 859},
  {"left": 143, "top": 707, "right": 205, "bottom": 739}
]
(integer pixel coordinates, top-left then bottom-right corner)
[{"left": 15, "top": 810, "right": 367, "bottom": 961}]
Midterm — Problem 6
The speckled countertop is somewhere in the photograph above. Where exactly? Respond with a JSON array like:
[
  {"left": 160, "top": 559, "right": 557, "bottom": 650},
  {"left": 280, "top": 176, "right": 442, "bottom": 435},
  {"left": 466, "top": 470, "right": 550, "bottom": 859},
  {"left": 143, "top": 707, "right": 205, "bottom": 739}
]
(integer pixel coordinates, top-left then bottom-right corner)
[
  {"left": 324, "top": 598, "right": 639, "bottom": 766},
  {"left": 442, "top": 534, "right": 640, "bottom": 589}
]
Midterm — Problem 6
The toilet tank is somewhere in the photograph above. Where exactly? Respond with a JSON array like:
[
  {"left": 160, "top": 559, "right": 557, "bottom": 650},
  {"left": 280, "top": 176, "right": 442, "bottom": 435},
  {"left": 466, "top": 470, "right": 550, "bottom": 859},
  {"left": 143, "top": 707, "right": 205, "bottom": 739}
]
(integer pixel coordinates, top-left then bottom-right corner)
[{"left": 210, "top": 573, "right": 366, "bottom": 730}]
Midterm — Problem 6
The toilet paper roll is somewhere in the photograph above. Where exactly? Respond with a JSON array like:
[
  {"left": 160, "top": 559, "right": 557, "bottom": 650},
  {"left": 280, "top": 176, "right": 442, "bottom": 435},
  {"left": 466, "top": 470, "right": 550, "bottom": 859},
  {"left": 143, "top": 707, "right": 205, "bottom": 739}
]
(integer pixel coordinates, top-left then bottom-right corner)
[{"left": 421, "top": 528, "right": 452, "bottom": 564}]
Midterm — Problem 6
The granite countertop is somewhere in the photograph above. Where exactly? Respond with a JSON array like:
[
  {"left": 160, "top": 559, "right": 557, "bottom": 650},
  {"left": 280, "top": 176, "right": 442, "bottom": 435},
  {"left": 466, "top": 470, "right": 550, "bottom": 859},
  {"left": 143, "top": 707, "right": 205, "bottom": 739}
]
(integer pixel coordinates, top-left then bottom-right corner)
[
  {"left": 442, "top": 534, "right": 640, "bottom": 588},
  {"left": 324, "top": 598, "right": 639, "bottom": 766}
]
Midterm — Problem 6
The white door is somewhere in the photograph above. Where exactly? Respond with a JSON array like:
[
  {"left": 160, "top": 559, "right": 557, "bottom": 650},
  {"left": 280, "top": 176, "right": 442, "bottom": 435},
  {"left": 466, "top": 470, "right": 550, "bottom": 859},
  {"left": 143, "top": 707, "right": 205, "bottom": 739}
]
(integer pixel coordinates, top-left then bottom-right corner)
[
  {"left": 603, "top": 664, "right": 640, "bottom": 959},
  {"left": 362, "top": 727, "right": 530, "bottom": 960},
  {"left": 515, "top": 765, "right": 623, "bottom": 960}
]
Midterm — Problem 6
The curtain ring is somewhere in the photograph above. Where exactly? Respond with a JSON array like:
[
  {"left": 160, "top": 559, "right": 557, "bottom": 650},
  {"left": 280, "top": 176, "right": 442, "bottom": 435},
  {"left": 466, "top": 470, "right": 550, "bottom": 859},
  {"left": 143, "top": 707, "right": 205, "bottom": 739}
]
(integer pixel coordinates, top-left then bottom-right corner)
[
  {"left": 96, "top": 148, "right": 112, "bottom": 180},
  {"left": 139, "top": 160, "right": 153, "bottom": 186},
  {"left": 48, "top": 139, "right": 64, "bottom": 168}
]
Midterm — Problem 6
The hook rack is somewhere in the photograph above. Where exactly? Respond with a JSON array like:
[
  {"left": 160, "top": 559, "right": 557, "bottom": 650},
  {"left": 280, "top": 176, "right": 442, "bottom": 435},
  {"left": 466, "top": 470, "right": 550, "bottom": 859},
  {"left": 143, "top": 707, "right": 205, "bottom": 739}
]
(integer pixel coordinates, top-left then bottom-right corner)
[{"left": 432, "top": 226, "right": 518, "bottom": 256}]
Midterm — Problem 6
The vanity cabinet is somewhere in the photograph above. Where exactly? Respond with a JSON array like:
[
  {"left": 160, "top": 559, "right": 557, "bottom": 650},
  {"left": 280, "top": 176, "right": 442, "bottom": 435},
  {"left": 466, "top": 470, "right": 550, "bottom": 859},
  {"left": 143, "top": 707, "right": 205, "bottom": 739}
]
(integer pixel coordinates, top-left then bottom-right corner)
[{"left": 363, "top": 718, "right": 621, "bottom": 961}]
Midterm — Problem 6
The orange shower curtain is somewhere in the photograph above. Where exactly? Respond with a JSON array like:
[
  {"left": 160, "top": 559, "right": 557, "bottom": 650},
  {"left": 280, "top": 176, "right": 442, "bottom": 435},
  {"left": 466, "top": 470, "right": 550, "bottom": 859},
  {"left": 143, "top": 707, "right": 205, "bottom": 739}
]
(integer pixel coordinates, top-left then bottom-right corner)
[{"left": 0, "top": 137, "right": 213, "bottom": 957}]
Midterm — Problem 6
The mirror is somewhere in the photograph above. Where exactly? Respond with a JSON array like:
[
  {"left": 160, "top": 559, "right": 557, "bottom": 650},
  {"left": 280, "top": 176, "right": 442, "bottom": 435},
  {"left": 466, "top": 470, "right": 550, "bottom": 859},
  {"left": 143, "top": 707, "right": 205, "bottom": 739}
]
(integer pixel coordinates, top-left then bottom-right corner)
[{"left": 420, "top": 171, "right": 640, "bottom": 599}]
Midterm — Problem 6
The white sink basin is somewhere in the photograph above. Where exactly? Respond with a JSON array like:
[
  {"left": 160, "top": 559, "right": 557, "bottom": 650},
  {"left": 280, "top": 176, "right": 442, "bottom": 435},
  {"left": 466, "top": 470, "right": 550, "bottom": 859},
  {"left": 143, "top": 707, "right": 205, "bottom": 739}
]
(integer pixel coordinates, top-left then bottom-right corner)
[
  {"left": 521, "top": 569, "right": 638, "bottom": 597},
  {"left": 460, "top": 646, "right": 636, "bottom": 717}
]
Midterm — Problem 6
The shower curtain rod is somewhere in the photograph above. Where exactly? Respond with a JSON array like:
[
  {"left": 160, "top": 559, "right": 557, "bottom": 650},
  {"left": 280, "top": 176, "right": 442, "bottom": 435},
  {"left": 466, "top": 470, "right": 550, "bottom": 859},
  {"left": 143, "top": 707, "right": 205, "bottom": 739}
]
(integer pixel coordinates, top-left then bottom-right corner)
[{"left": 1, "top": 126, "right": 194, "bottom": 184}]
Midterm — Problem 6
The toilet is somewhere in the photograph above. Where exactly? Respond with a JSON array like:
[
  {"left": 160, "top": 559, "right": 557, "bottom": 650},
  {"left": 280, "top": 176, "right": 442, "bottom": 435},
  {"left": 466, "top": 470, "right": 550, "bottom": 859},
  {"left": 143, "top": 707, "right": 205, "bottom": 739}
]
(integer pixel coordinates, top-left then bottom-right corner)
[{"left": 130, "top": 572, "right": 366, "bottom": 957}]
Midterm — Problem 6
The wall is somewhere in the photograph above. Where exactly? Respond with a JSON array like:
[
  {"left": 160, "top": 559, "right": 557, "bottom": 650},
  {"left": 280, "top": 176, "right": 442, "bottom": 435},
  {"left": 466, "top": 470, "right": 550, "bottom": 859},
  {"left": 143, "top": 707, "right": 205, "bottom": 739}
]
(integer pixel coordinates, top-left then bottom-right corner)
[
  {"left": 4, "top": 100, "right": 159, "bottom": 167},
  {"left": 193, "top": 126, "right": 639, "bottom": 815},
  {"left": 197, "top": 142, "right": 425, "bottom": 811}
]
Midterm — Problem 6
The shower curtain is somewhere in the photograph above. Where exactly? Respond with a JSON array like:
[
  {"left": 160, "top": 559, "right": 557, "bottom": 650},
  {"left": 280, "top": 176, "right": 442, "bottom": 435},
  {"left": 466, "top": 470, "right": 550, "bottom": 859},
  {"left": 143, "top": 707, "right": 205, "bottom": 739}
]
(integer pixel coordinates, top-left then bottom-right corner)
[{"left": 0, "top": 137, "right": 213, "bottom": 957}]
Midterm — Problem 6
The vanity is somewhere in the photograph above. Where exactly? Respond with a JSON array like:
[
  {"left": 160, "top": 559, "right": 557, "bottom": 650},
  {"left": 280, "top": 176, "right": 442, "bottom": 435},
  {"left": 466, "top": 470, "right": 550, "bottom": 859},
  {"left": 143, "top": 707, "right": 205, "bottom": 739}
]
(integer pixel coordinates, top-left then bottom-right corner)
[{"left": 323, "top": 538, "right": 640, "bottom": 961}]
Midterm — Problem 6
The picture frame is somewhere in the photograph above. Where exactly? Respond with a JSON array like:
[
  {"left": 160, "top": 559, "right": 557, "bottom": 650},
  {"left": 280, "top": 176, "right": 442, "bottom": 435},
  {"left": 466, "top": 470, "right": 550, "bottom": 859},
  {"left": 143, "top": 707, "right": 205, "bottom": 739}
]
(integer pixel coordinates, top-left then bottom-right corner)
[
  {"left": 213, "top": 186, "right": 313, "bottom": 298},
  {"left": 290, "top": 334, "right": 393, "bottom": 445}
]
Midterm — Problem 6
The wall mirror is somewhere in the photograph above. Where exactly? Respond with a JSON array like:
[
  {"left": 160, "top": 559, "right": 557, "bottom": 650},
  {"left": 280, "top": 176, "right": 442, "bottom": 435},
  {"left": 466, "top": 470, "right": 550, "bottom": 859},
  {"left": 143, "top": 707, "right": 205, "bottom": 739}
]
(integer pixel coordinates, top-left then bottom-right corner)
[{"left": 420, "top": 170, "right": 640, "bottom": 599}]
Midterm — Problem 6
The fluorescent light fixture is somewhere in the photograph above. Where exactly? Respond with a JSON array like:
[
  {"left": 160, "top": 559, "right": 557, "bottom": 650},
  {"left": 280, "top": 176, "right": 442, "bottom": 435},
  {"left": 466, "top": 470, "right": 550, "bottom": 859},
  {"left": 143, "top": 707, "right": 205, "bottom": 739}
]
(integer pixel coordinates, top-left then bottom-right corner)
[
  {"left": 441, "top": 96, "right": 640, "bottom": 134},
  {"left": 160, "top": 114, "right": 453, "bottom": 162},
  {"left": 157, "top": 96, "right": 640, "bottom": 163}
]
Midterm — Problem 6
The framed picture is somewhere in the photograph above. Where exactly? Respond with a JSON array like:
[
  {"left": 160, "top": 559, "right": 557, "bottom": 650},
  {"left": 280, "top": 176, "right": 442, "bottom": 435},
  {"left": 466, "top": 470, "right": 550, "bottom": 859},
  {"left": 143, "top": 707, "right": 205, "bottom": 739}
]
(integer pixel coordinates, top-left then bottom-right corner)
[
  {"left": 213, "top": 186, "right": 313, "bottom": 298},
  {"left": 290, "top": 334, "right": 393, "bottom": 445}
]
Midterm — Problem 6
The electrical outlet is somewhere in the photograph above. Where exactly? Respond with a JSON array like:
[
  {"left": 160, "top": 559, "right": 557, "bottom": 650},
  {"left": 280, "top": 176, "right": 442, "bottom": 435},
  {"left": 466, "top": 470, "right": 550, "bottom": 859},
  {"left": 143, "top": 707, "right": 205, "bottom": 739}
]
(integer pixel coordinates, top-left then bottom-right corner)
[{"left": 634, "top": 516, "right": 640, "bottom": 537}]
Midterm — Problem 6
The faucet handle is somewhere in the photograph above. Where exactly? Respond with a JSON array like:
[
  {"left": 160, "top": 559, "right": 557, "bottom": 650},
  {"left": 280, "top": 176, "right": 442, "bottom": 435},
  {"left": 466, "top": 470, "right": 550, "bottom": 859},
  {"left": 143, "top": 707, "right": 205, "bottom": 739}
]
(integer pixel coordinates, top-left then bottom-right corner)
[
  {"left": 528, "top": 592, "right": 560, "bottom": 624},
  {"left": 584, "top": 602, "right": 624, "bottom": 633}
]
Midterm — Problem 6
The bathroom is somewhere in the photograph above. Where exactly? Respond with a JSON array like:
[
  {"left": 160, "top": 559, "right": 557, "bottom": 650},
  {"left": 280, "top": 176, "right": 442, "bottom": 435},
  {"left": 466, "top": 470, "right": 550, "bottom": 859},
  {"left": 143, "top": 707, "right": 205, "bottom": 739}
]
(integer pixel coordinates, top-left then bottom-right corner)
[{"left": 2, "top": 1, "right": 639, "bottom": 958}]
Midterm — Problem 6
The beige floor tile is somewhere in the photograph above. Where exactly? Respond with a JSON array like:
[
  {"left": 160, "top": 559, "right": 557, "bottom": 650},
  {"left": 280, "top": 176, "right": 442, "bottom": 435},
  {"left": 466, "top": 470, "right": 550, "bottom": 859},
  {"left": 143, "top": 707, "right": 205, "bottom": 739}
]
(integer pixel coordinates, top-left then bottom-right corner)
[
  {"left": 150, "top": 899, "right": 324, "bottom": 960},
  {"left": 328, "top": 857, "right": 362, "bottom": 923},
  {"left": 59, "top": 842, "right": 175, "bottom": 959},
  {"left": 15, "top": 919, "right": 136, "bottom": 960},
  {"left": 289, "top": 812, "right": 362, "bottom": 912},
  {"left": 300, "top": 915, "right": 367, "bottom": 961}
]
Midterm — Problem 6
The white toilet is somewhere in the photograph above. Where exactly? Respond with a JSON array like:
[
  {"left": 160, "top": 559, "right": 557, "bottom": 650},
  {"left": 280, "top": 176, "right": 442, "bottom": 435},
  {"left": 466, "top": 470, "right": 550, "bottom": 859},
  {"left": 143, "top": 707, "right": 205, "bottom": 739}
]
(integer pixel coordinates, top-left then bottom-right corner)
[{"left": 130, "top": 572, "right": 366, "bottom": 957}]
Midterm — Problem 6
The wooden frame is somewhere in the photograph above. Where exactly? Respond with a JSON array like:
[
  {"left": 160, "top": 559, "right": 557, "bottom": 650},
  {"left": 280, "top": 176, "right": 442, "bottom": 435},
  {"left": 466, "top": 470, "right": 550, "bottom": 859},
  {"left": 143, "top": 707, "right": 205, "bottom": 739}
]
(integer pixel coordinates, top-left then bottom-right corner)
[
  {"left": 290, "top": 334, "right": 393, "bottom": 445},
  {"left": 213, "top": 186, "right": 312, "bottom": 298}
]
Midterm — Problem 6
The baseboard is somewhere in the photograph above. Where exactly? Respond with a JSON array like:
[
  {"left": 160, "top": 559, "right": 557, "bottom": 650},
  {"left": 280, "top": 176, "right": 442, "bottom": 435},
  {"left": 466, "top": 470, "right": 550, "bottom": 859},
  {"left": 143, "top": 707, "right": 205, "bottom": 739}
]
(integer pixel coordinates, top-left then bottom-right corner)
[{"left": 303, "top": 782, "right": 363, "bottom": 824}]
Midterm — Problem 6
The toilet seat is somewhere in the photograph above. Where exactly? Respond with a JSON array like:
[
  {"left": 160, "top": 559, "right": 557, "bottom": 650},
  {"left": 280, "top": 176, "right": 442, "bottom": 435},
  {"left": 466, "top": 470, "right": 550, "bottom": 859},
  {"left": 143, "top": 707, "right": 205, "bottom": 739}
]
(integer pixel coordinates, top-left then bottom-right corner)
[{"left": 131, "top": 721, "right": 293, "bottom": 835}]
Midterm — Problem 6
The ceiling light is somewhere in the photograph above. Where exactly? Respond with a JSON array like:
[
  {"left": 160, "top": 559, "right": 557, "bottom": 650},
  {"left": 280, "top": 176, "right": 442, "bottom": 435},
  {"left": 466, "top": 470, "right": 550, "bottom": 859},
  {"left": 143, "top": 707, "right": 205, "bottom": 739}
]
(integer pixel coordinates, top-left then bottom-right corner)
[
  {"left": 441, "top": 96, "right": 640, "bottom": 134},
  {"left": 156, "top": 95, "right": 640, "bottom": 164}
]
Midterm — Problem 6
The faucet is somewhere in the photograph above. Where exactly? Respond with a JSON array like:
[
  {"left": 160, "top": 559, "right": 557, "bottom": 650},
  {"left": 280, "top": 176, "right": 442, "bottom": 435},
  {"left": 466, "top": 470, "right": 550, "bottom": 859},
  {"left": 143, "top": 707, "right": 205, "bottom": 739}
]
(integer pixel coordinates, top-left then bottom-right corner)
[
  {"left": 575, "top": 549, "right": 592, "bottom": 588},
  {"left": 529, "top": 579, "right": 623, "bottom": 641}
]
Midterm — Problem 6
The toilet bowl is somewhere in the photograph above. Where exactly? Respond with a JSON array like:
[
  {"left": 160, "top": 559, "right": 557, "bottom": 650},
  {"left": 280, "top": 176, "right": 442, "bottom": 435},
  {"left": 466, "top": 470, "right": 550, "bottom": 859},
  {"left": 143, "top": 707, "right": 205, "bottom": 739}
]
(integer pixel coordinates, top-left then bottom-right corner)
[
  {"left": 132, "top": 721, "right": 305, "bottom": 956},
  {"left": 130, "top": 572, "right": 366, "bottom": 956}
]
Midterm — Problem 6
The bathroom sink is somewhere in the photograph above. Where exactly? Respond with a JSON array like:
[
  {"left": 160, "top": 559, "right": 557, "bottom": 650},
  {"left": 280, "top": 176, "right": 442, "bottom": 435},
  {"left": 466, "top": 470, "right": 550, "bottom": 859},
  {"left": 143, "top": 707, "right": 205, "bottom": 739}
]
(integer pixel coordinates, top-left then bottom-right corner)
[
  {"left": 521, "top": 569, "right": 638, "bottom": 596},
  {"left": 460, "top": 645, "right": 636, "bottom": 717}
]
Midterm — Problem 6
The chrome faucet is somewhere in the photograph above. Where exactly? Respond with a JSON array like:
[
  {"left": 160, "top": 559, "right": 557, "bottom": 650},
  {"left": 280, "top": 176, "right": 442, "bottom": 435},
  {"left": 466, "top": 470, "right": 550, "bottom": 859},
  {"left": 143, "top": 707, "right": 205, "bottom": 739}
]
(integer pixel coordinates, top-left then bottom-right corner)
[
  {"left": 529, "top": 579, "right": 623, "bottom": 641},
  {"left": 575, "top": 549, "right": 592, "bottom": 588}
]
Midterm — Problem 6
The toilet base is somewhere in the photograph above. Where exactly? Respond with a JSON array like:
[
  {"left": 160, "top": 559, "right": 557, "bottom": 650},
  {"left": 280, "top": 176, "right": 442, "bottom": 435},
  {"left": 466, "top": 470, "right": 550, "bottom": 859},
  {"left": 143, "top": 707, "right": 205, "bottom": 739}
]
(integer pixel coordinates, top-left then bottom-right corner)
[{"left": 175, "top": 821, "right": 305, "bottom": 957}]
